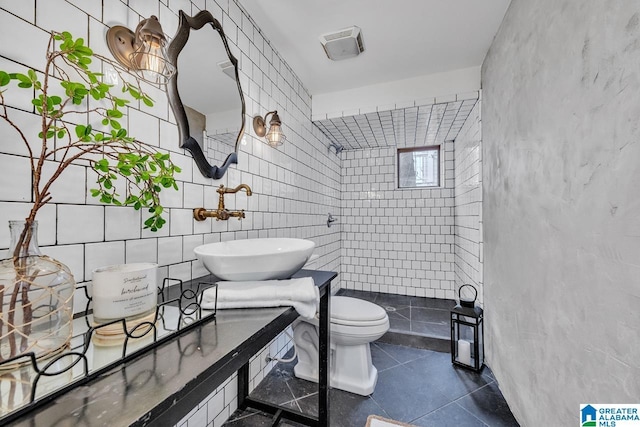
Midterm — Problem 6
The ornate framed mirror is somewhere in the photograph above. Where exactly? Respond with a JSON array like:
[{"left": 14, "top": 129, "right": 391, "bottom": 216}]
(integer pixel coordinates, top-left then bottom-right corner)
[{"left": 167, "top": 10, "right": 245, "bottom": 179}]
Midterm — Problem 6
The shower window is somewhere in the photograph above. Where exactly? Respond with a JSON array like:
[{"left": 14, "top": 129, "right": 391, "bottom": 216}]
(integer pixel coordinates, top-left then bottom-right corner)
[{"left": 397, "top": 146, "right": 440, "bottom": 188}]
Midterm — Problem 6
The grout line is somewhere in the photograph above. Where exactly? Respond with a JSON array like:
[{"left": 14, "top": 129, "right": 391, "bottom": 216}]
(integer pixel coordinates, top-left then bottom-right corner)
[
  {"left": 449, "top": 380, "right": 496, "bottom": 405},
  {"left": 227, "top": 408, "right": 265, "bottom": 423},
  {"left": 446, "top": 382, "right": 498, "bottom": 426},
  {"left": 408, "top": 400, "right": 489, "bottom": 427},
  {"left": 367, "top": 395, "right": 393, "bottom": 421},
  {"left": 372, "top": 342, "right": 406, "bottom": 367},
  {"left": 279, "top": 389, "right": 318, "bottom": 408},
  {"left": 373, "top": 342, "right": 432, "bottom": 368},
  {"left": 456, "top": 401, "right": 492, "bottom": 427},
  {"left": 283, "top": 380, "right": 308, "bottom": 412}
]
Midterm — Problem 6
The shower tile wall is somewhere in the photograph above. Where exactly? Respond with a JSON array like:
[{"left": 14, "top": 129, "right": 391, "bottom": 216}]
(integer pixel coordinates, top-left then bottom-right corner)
[
  {"left": 0, "top": 0, "right": 340, "bottom": 424},
  {"left": 453, "top": 101, "right": 483, "bottom": 306},
  {"left": 341, "top": 143, "right": 456, "bottom": 300}
]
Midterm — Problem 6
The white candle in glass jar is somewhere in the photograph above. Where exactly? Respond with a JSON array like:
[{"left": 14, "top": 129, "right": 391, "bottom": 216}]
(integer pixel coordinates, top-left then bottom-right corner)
[
  {"left": 92, "top": 263, "right": 158, "bottom": 323},
  {"left": 458, "top": 339, "right": 471, "bottom": 365}
]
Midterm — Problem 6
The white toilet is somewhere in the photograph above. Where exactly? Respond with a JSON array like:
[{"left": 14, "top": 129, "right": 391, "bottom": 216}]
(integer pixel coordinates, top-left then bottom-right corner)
[{"left": 292, "top": 296, "right": 389, "bottom": 396}]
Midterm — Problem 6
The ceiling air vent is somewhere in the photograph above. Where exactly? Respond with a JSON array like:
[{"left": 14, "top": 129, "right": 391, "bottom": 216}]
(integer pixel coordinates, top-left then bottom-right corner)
[{"left": 319, "top": 26, "right": 365, "bottom": 61}]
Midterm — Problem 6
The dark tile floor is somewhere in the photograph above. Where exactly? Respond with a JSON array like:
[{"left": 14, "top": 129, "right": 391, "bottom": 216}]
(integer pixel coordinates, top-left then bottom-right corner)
[
  {"left": 336, "top": 289, "right": 455, "bottom": 339},
  {"left": 224, "top": 291, "right": 519, "bottom": 427}
]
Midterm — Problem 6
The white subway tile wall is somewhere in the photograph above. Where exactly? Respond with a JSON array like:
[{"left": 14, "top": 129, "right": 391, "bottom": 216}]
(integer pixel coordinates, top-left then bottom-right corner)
[
  {"left": 341, "top": 142, "right": 456, "bottom": 300},
  {"left": 0, "top": 0, "right": 340, "bottom": 294},
  {"left": 0, "top": 0, "right": 340, "bottom": 425},
  {"left": 453, "top": 101, "right": 483, "bottom": 306}
]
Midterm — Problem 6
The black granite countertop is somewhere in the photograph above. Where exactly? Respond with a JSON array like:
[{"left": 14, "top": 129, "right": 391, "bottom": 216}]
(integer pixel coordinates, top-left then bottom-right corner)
[{"left": 9, "top": 270, "right": 337, "bottom": 427}]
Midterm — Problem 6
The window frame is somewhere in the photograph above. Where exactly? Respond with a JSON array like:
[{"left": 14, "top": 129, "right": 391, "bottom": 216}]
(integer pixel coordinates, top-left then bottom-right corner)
[{"left": 397, "top": 145, "right": 441, "bottom": 189}]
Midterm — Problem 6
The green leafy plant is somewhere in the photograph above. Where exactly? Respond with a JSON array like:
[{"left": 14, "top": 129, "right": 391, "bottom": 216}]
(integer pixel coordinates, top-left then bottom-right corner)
[
  {"left": 0, "top": 31, "right": 181, "bottom": 259},
  {"left": 0, "top": 31, "right": 181, "bottom": 360}
]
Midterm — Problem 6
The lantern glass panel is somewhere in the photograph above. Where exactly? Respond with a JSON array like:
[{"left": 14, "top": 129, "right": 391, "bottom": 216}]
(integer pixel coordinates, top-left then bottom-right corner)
[{"left": 450, "top": 307, "right": 484, "bottom": 371}]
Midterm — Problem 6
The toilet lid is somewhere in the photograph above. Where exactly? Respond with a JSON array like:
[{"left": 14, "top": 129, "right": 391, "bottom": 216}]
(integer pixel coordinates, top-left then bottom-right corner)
[{"left": 330, "top": 296, "right": 388, "bottom": 326}]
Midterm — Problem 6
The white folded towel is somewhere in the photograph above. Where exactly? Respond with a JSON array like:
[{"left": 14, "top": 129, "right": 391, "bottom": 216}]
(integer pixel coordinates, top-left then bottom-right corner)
[{"left": 201, "top": 277, "right": 318, "bottom": 319}]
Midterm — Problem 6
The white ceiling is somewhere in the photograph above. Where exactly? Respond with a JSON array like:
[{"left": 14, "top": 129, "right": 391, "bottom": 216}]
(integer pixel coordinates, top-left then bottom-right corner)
[
  {"left": 237, "top": 0, "right": 511, "bottom": 96},
  {"left": 235, "top": 0, "right": 509, "bottom": 150}
]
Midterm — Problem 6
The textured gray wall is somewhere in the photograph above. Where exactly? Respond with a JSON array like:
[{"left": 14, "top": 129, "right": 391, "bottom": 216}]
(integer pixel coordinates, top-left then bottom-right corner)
[{"left": 482, "top": 1, "right": 640, "bottom": 425}]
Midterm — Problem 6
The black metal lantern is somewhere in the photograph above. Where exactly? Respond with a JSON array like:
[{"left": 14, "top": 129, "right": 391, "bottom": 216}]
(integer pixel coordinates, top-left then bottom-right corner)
[{"left": 450, "top": 284, "right": 484, "bottom": 371}]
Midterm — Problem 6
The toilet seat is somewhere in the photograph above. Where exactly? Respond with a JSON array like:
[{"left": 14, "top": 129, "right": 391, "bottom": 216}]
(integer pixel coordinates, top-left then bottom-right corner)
[
  {"left": 330, "top": 296, "right": 388, "bottom": 327},
  {"left": 303, "top": 296, "right": 390, "bottom": 346},
  {"left": 306, "top": 296, "right": 389, "bottom": 327}
]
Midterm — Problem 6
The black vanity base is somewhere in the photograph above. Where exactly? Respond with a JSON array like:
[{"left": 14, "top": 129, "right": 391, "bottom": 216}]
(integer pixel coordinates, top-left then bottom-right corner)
[
  {"left": 236, "top": 270, "right": 332, "bottom": 426},
  {"left": 9, "top": 270, "right": 336, "bottom": 427}
]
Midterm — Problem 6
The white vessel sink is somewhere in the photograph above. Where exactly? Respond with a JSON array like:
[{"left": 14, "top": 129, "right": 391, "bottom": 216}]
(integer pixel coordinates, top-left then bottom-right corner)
[{"left": 194, "top": 238, "right": 315, "bottom": 281}]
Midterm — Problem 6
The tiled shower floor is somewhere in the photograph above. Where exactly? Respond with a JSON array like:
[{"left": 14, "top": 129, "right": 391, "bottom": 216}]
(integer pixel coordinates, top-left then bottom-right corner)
[
  {"left": 224, "top": 291, "right": 519, "bottom": 427},
  {"left": 337, "top": 289, "right": 455, "bottom": 352},
  {"left": 336, "top": 289, "right": 454, "bottom": 338}
]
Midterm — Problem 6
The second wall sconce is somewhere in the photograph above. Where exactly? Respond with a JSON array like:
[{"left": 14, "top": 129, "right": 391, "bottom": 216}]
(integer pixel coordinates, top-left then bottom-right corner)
[
  {"left": 106, "top": 15, "right": 175, "bottom": 85},
  {"left": 253, "top": 110, "right": 286, "bottom": 147}
]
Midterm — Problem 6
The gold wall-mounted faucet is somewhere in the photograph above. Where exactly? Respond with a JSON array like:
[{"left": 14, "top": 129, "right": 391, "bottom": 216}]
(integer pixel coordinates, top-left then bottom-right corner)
[{"left": 193, "top": 184, "right": 252, "bottom": 221}]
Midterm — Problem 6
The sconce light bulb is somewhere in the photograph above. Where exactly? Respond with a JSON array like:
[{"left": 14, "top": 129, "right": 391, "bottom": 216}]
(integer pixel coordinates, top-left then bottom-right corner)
[
  {"left": 253, "top": 110, "right": 286, "bottom": 147},
  {"left": 107, "top": 15, "right": 175, "bottom": 85},
  {"left": 266, "top": 111, "right": 285, "bottom": 147},
  {"left": 266, "top": 123, "right": 285, "bottom": 147}
]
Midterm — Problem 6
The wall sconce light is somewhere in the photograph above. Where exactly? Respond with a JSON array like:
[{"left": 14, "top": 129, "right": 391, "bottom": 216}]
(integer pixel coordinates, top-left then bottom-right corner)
[
  {"left": 106, "top": 15, "right": 175, "bottom": 85},
  {"left": 253, "top": 110, "right": 286, "bottom": 147}
]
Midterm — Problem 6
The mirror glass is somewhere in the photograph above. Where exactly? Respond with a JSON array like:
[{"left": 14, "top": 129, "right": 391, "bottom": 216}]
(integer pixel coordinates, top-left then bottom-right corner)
[{"left": 167, "top": 11, "right": 245, "bottom": 179}]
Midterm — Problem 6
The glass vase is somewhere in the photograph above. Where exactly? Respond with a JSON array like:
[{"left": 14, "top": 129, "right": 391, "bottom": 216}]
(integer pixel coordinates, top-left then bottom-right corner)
[{"left": 0, "top": 220, "right": 75, "bottom": 368}]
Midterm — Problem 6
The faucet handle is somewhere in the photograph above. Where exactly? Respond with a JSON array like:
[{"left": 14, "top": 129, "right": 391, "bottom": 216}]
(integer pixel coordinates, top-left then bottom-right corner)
[
  {"left": 193, "top": 208, "right": 207, "bottom": 221},
  {"left": 327, "top": 213, "right": 337, "bottom": 228}
]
